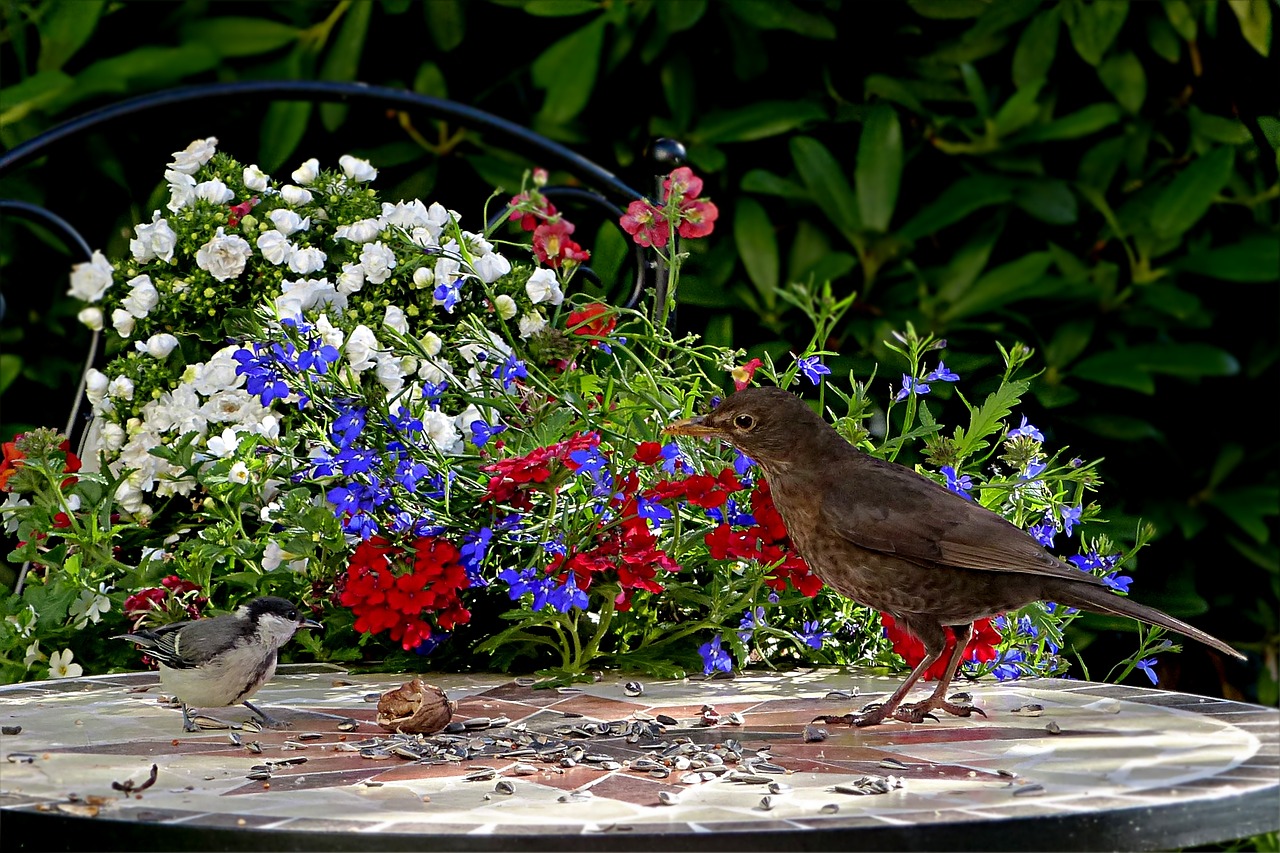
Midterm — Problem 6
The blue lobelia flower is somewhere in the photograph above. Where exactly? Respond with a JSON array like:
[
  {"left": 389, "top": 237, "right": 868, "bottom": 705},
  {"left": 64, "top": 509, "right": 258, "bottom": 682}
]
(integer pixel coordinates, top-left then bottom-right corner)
[
  {"left": 1135, "top": 657, "right": 1159, "bottom": 685},
  {"left": 795, "top": 620, "right": 833, "bottom": 650},
  {"left": 895, "top": 374, "right": 931, "bottom": 402},
  {"left": 797, "top": 356, "right": 831, "bottom": 385},
  {"left": 433, "top": 279, "right": 462, "bottom": 313},
  {"left": 699, "top": 634, "right": 733, "bottom": 675},
  {"left": 1060, "top": 504, "right": 1082, "bottom": 537},
  {"left": 737, "top": 607, "right": 765, "bottom": 644},
  {"left": 925, "top": 361, "right": 960, "bottom": 382},
  {"left": 1008, "top": 415, "right": 1045, "bottom": 442},
  {"left": 470, "top": 420, "right": 507, "bottom": 448},
  {"left": 492, "top": 353, "right": 528, "bottom": 390},
  {"left": 941, "top": 466, "right": 973, "bottom": 500}
]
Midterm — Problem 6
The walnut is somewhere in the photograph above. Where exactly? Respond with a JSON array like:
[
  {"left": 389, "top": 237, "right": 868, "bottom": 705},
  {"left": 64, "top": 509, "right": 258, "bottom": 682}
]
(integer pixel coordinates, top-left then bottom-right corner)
[{"left": 375, "top": 678, "right": 455, "bottom": 734}]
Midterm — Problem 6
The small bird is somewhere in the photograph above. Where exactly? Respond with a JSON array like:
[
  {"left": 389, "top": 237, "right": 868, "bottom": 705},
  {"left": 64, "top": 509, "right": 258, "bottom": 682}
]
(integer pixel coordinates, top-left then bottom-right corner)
[
  {"left": 664, "top": 386, "right": 1244, "bottom": 727},
  {"left": 116, "top": 596, "right": 321, "bottom": 732}
]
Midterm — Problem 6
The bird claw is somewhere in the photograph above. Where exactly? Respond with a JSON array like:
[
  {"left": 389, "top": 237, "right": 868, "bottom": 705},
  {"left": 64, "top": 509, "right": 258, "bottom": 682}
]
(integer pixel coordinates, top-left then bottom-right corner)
[
  {"left": 893, "top": 706, "right": 939, "bottom": 724},
  {"left": 811, "top": 710, "right": 891, "bottom": 728}
]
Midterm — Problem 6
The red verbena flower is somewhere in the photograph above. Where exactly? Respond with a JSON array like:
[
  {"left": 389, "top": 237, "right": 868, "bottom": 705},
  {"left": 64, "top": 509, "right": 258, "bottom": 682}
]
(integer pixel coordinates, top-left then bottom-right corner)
[
  {"left": 532, "top": 219, "right": 590, "bottom": 269},
  {"left": 880, "top": 613, "right": 1002, "bottom": 680},
  {"left": 677, "top": 198, "right": 719, "bottom": 239},
  {"left": 619, "top": 199, "right": 670, "bottom": 249},
  {"left": 227, "top": 196, "right": 260, "bottom": 227},
  {"left": 662, "top": 166, "right": 703, "bottom": 202},
  {"left": 566, "top": 303, "right": 616, "bottom": 341}
]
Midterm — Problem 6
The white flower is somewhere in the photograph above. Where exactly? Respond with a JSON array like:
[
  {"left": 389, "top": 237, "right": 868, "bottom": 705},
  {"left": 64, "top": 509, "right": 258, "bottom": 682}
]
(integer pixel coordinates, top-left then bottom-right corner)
[
  {"left": 121, "top": 274, "right": 159, "bottom": 318},
  {"left": 201, "top": 388, "right": 264, "bottom": 424},
  {"left": 373, "top": 351, "right": 410, "bottom": 394},
  {"left": 111, "top": 308, "right": 136, "bottom": 337},
  {"left": 85, "top": 368, "right": 109, "bottom": 406},
  {"left": 165, "top": 169, "right": 197, "bottom": 212},
  {"left": 315, "top": 314, "right": 345, "bottom": 349},
  {"left": 2, "top": 493, "right": 31, "bottom": 534},
  {"left": 383, "top": 305, "right": 409, "bottom": 335},
  {"left": 23, "top": 640, "right": 44, "bottom": 669},
  {"left": 167, "top": 136, "right": 218, "bottom": 175},
  {"left": 46, "top": 648, "right": 83, "bottom": 679},
  {"left": 421, "top": 410, "right": 462, "bottom": 455},
  {"left": 262, "top": 541, "right": 307, "bottom": 573},
  {"left": 525, "top": 267, "right": 564, "bottom": 305},
  {"left": 344, "top": 324, "right": 380, "bottom": 373},
  {"left": 194, "top": 179, "right": 235, "bottom": 205},
  {"left": 68, "top": 250, "right": 114, "bottom": 302},
  {"left": 268, "top": 208, "right": 310, "bottom": 236},
  {"left": 228, "top": 461, "right": 250, "bottom": 485},
  {"left": 426, "top": 202, "right": 454, "bottom": 235},
  {"left": 339, "top": 154, "right": 378, "bottom": 182},
  {"left": 337, "top": 263, "right": 365, "bottom": 295},
  {"left": 421, "top": 330, "right": 443, "bottom": 357},
  {"left": 254, "top": 414, "right": 280, "bottom": 441},
  {"left": 243, "top": 164, "right": 270, "bottom": 191},
  {"left": 206, "top": 427, "right": 241, "bottom": 458},
  {"left": 191, "top": 346, "right": 246, "bottom": 395},
  {"left": 359, "top": 241, "right": 397, "bottom": 284},
  {"left": 494, "top": 294, "right": 517, "bottom": 320},
  {"left": 518, "top": 311, "right": 548, "bottom": 339},
  {"left": 288, "top": 246, "right": 327, "bottom": 275},
  {"left": 275, "top": 277, "right": 345, "bottom": 317},
  {"left": 130, "top": 211, "right": 178, "bottom": 263},
  {"left": 77, "top": 306, "right": 103, "bottom": 331},
  {"left": 108, "top": 375, "right": 135, "bottom": 400},
  {"left": 196, "top": 228, "right": 252, "bottom": 281},
  {"left": 291, "top": 158, "right": 320, "bottom": 184},
  {"left": 256, "top": 230, "right": 294, "bottom": 266},
  {"left": 382, "top": 199, "right": 430, "bottom": 228},
  {"left": 334, "top": 218, "right": 381, "bottom": 243},
  {"left": 474, "top": 251, "right": 512, "bottom": 283},
  {"left": 280, "top": 184, "right": 313, "bottom": 206},
  {"left": 136, "top": 333, "right": 179, "bottom": 359},
  {"left": 411, "top": 266, "right": 434, "bottom": 289},
  {"left": 100, "top": 421, "right": 126, "bottom": 451},
  {"left": 69, "top": 585, "right": 111, "bottom": 629}
]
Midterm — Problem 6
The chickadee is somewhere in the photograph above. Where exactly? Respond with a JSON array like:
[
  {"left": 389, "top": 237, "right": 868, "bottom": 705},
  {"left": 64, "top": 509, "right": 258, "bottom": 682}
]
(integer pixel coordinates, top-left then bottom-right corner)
[{"left": 115, "top": 596, "right": 321, "bottom": 732}]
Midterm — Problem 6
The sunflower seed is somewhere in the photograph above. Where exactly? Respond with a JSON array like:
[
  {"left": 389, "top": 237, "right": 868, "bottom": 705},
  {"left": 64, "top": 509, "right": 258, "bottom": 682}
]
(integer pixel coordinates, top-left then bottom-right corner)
[
  {"left": 463, "top": 717, "right": 491, "bottom": 730},
  {"left": 996, "top": 769, "right": 1016, "bottom": 778},
  {"left": 767, "top": 781, "right": 792, "bottom": 794},
  {"left": 191, "top": 715, "right": 230, "bottom": 730},
  {"left": 297, "top": 732, "right": 323, "bottom": 741},
  {"left": 489, "top": 716, "right": 511, "bottom": 728},
  {"left": 7, "top": 753, "right": 35, "bottom": 764},
  {"left": 658, "top": 791, "right": 680, "bottom": 805},
  {"left": 1011, "top": 703, "right": 1044, "bottom": 716},
  {"left": 648, "top": 767, "right": 671, "bottom": 779},
  {"left": 1, "top": 725, "right": 22, "bottom": 735},
  {"left": 948, "top": 691, "right": 972, "bottom": 703},
  {"left": 363, "top": 692, "right": 382, "bottom": 702},
  {"left": 878, "top": 758, "right": 908, "bottom": 770},
  {"left": 820, "top": 803, "right": 840, "bottom": 814},
  {"left": 825, "top": 690, "right": 856, "bottom": 700},
  {"left": 556, "top": 687, "right": 584, "bottom": 694},
  {"left": 1013, "top": 784, "right": 1045, "bottom": 797},
  {"left": 494, "top": 780, "right": 515, "bottom": 795},
  {"left": 240, "top": 718, "right": 263, "bottom": 733},
  {"left": 725, "top": 712, "right": 745, "bottom": 726},
  {"left": 514, "top": 677, "right": 537, "bottom": 687},
  {"left": 228, "top": 732, "right": 242, "bottom": 746},
  {"left": 1045, "top": 721, "right": 1061, "bottom": 735},
  {"left": 337, "top": 719, "right": 359, "bottom": 732},
  {"left": 464, "top": 767, "right": 498, "bottom": 782},
  {"left": 512, "top": 763, "right": 540, "bottom": 776},
  {"left": 656, "top": 714, "right": 679, "bottom": 726},
  {"left": 558, "top": 790, "right": 593, "bottom": 802},
  {"left": 758, "top": 795, "right": 776, "bottom": 811},
  {"left": 803, "top": 725, "right": 828, "bottom": 743},
  {"left": 246, "top": 770, "right": 272, "bottom": 781},
  {"left": 623, "top": 681, "right": 644, "bottom": 697},
  {"left": 360, "top": 748, "right": 393, "bottom": 760}
]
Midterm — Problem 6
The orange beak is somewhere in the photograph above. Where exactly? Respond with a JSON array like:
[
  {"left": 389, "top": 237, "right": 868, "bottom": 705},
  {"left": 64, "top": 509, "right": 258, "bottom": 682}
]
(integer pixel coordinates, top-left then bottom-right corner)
[{"left": 662, "top": 415, "right": 719, "bottom": 438}]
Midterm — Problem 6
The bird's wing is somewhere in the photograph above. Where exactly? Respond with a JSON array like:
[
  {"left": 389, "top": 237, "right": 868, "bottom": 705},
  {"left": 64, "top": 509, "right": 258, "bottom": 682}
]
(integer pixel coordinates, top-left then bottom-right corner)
[
  {"left": 818, "top": 454, "right": 1107, "bottom": 586},
  {"left": 117, "top": 618, "right": 236, "bottom": 669}
]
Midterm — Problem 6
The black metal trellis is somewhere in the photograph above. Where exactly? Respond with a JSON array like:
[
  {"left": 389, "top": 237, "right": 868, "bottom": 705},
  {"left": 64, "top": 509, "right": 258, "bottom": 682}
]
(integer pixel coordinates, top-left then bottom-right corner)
[{"left": 0, "top": 79, "right": 685, "bottom": 454}]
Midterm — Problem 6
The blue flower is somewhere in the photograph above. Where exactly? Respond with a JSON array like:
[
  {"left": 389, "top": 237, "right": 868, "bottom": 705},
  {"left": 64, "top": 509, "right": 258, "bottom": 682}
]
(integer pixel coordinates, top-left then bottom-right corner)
[
  {"left": 493, "top": 354, "right": 528, "bottom": 390},
  {"left": 1021, "top": 461, "right": 1047, "bottom": 480},
  {"left": 992, "top": 649, "right": 1026, "bottom": 681},
  {"left": 1008, "top": 415, "right": 1044, "bottom": 442},
  {"left": 737, "top": 607, "right": 765, "bottom": 644},
  {"left": 925, "top": 361, "right": 959, "bottom": 382},
  {"left": 941, "top": 466, "right": 973, "bottom": 500},
  {"left": 895, "top": 374, "right": 930, "bottom": 402},
  {"left": 1029, "top": 522, "right": 1056, "bottom": 547},
  {"left": 795, "top": 620, "right": 832, "bottom": 650},
  {"left": 499, "top": 567, "right": 539, "bottom": 600},
  {"left": 658, "top": 443, "right": 685, "bottom": 473},
  {"left": 699, "top": 635, "right": 733, "bottom": 675},
  {"left": 637, "top": 495, "right": 672, "bottom": 527},
  {"left": 706, "top": 498, "right": 755, "bottom": 527},
  {"left": 797, "top": 356, "right": 831, "bottom": 385},
  {"left": 1060, "top": 504, "right": 1082, "bottom": 537},
  {"left": 569, "top": 447, "right": 613, "bottom": 498},
  {"left": 470, "top": 419, "right": 507, "bottom": 448},
  {"left": 331, "top": 407, "right": 367, "bottom": 449},
  {"left": 1102, "top": 572, "right": 1132, "bottom": 593},
  {"left": 732, "top": 449, "right": 756, "bottom": 477},
  {"left": 1136, "top": 657, "right": 1158, "bottom": 685},
  {"left": 433, "top": 279, "right": 462, "bottom": 312},
  {"left": 413, "top": 632, "right": 450, "bottom": 657}
]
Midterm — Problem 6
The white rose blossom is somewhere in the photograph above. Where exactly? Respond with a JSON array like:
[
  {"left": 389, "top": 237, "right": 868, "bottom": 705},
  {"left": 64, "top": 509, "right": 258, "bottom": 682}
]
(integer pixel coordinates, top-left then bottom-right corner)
[
  {"left": 195, "top": 228, "right": 252, "bottom": 281},
  {"left": 130, "top": 211, "right": 178, "bottom": 263},
  {"left": 420, "top": 331, "right": 443, "bottom": 357},
  {"left": 108, "top": 375, "right": 135, "bottom": 401},
  {"left": 474, "top": 251, "right": 512, "bottom": 283},
  {"left": 256, "top": 230, "right": 294, "bottom": 266},
  {"left": 337, "top": 262, "right": 365, "bottom": 295},
  {"left": 291, "top": 158, "right": 320, "bottom": 185},
  {"left": 359, "top": 241, "right": 397, "bottom": 284},
  {"left": 68, "top": 250, "right": 114, "bottom": 302},
  {"left": 168, "top": 137, "right": 217, "bottom": 174},
  {"left": 525, "top": 267, "right": 564, "bottom": 305},
  {"left": 268, "top": 208, "right": 310, "bottom": 236},
  {"left": 121, "top": 274, "right": 159, "bottom": 318},
  {"left": 288, "top": 246, "right": 327, "bottom": 275},
  {"left": 84, "top": 368, "right": 109, "bottom": 407},
  {"left": 334, "top": 218, "right": 381, "bottom": 243},
  {"left": 165, "top": 169, "right": 197, "bottom": 212},
  {"left": 137, "top": 333, "right": 179, "bottom": 359},
  {"left": 280, "top": 184, "right": 313, "bottom": 206},
  {"left": 518, "top": 311, "right": 548, "bottom": 339},
  {"left": 111, "top": 308, "right": 136, "bottom": 337},
  {"left": 243, "top": 164, "right": 270, "bottom": 191},
  {"left": 421, "top": 410, "right": 462, "bottom": 455},
  {"left": 344, "top": 324, "right": 380, "bottom": 373},
  {"left": 411, "top": 266, "right": 434, "bottom": 289},
  {"left": 194, "top": 179, "right": 234, "bottom": 205}
]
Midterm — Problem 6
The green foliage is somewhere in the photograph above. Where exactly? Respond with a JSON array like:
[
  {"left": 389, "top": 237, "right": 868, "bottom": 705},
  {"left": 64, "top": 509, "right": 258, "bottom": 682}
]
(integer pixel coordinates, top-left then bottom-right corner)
[{"left": 0, "top": 0, "right": 1275, "bottom": 717}]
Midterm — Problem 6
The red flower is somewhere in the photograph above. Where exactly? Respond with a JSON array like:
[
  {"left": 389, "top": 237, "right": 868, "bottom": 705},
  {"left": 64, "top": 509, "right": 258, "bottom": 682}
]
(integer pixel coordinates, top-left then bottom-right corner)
[
  {"left": 566, "top": 303, "right": 616, "bottom": 342},
  {"left": 508, "top": 191, "right": 557, "bottom": 232},
  {"left": 227, "top": 196, "right": 260, "bottom": 227},
  {"left": 663, "top": 167, "right": 703, "bottom": 202},
  {"left": 731, "top": 358, "right": 763, "bottom": 391},
  {"left": 619, "top": 199, "right": 670, "bottom": 248},
  {"left": 124, "top": 588, "right": 168, "bottom": 617},
  {"left": 677, "top": 198, "right": 718, "bottom": 239},
  {"left": 532, "top": 219, "right": 590, "bottom": 269},
  {"left": 880, "top": 613, "right": 1002, "bottom": 680},
  {"left": 481, "top": 433, "right": 601, "bottom": 509},
  {"left": 0, "top": 439, "right": 24, "bottom": 492}
]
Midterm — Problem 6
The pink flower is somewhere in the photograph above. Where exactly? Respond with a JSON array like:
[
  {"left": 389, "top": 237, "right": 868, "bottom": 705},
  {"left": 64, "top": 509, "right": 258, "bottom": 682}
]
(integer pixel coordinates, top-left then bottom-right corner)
[
  {"left": 678, "top": 198, "right": 718, "bottom": 239},
  {"left": 619, "top": 199, "right": 670, "bottom": 248},
  {"left": 663, "top": 166, "right": 703, "bottom": 202},
  {"left": 731, "top": 357, "right": 763, "bottom": 390}
]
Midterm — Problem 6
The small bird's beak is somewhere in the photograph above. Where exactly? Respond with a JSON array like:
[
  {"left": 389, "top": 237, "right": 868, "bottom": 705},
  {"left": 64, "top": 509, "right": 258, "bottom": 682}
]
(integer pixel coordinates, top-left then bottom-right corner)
[
  {"left": 299, "top": 617, "right": 323, "bottom": 631},
  {"left": 663, "top": 414, "right": 719, "bottom": 438}
]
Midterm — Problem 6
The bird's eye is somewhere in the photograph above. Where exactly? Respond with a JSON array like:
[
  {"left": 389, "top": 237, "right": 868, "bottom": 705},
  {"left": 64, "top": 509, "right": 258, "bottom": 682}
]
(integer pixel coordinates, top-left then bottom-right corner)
[{"left": 733, "top": 414, "right": 756, "bottom": 431}]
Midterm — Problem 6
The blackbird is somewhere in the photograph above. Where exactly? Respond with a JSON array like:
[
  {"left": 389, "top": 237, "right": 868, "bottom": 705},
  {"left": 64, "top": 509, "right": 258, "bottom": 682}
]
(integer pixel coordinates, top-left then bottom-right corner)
[{"left": 664, "top": 386, "right": 1244, "bottom": 727}]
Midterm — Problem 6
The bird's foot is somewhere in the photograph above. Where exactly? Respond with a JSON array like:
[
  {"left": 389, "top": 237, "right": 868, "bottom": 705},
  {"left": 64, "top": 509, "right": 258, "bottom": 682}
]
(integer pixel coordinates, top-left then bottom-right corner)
[
  {"left": 812, "top": 705, "right": 893, "bottom": 728},
  {"left": 243, "top": 700, "right": 292, "bottom": 730},
  {"left": 893, "top": 698, "right": 986, "bottom": 724}
]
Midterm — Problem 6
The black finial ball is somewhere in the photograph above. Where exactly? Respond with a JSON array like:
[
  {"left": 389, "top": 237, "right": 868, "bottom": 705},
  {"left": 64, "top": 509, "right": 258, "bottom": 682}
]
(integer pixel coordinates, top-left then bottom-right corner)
[{"left": 650, "top": 138, "right": 686, "bottom": 168}]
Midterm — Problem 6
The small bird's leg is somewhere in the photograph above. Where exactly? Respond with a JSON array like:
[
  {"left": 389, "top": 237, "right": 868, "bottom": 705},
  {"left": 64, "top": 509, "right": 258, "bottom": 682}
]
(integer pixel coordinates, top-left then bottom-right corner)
[
  {"left": 180, "top": 704, "right": 200, "bottom": 733},
  {"left": 242, "top": 700, "right": 292, "bottom": 730},
  {"left": 893, "top": 623, "right": 986, "bottom": 723},
  {"left": 813, "top": 620, "right": 951, "bottom": 727}
]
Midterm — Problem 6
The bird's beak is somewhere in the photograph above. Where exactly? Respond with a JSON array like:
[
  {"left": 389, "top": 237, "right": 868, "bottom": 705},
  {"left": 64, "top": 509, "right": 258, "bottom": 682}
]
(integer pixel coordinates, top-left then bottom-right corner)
[
  {"left": 299, "top": 617, "right": 323, "bottom": 631},
  {"left": 663, "top": 414, "right": 719, "bottom": 438}
]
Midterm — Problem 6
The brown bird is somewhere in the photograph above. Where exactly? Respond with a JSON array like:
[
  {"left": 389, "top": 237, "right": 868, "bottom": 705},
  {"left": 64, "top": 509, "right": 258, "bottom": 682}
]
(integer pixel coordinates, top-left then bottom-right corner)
[{"left": 664, "top": 386, "right": 1244, "bottom": 727}]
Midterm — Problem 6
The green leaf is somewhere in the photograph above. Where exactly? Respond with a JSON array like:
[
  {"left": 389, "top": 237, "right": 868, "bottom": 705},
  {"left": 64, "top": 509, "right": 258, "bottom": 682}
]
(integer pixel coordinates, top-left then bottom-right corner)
[
  {"left": 1227, "top": 0, "right": 1271, "bottom": 56},
  {"left": 1017, "top": 103, "right": 1122, "bottom": 143},
  {"left": 898, "top": 174, "right": 1014, "bottom": 243},
  {"left": 1072, "top": 343, "right": 1240, "bottom": 391},
  {"left": 1044, "top": 317, "right": 1095, "bottom": 367},
  {"left": 942, "top": 251, "right": 1056, "bottom": 323},
  {"left": 855, "top": 105, "right": 902, "bottom": 233},
  {"left": 908, "top": 0, "right": 987, "bottom": 19},
  {"left": 1188, "top": 106, "right": 1253, "bottom": 146},
  {"left": 1098, "top": 51, "right": 1146, "bottom": 114},
  {"left": 0, "top": 354, "right": 20, "bottom": 395},
  {"left": 178, "top": 16, "right": 300, "bottom": 58},
  {"left": 1013, "top": 7, "right": 1060, "bottom": 88},
  {"left": 414, "top": 61, "right": 448, "bottom": 99},
  {"left": 694, "top": 101, "right": 827, "bottom": 145},
  {"left": 1209, "top": 486, "right": 1280, "bottom": 543},
  {"left": 1150, "top": 146, "right": 1234, "bottom": 240},
  {"left": 1013, "top": 179, "right": 1078, "bottom": 225},
  {"left": 790, "top": 136, "right": 860, "bottom": 236},
  {"left": 721, "top": 0, "right": 837, "bottom": 38},
  {"left": 952, "top": 380, "right": 1030, "bottom": 458},
  {"left": 36, "top": 0, "right": 105, "bottom": 71},
  {"left": 523, "top": 0, "right": 601, "bottom": 14},
  {"left": 1065, "top": 0, "right": 1129, "bottom": 65},
  {"left": 532, "top": 17, "right": 605, "bottom": 125},
  {"left": 740, "top": 169, "right": 809, "bottom": 200},
  {"left": 733, "top": 197, "right": 779, "bottom": 299},
  {"left": 320, "top": 0, "right": 372, "bottom": 131},
  {"left": 1146, "top": 14, "right": 1182, "bottom": 62},
  {"left": 1076, "top": 135, "right": 1126, "bottom": 191},
  {"left": 1173, "top": 235, "right": 1280, "bottom": 282},
  {"left": 259, "top": 99, "right": 313, "bottom": 174},
  {"left": 656, "top": 0, "right": 707, "bottom": 32},
  {"left": 993, "top": 79, "right": 1046, "bottom": 137},
  {"left": 424, "top": 0, "right": 467, "bottom": 50},
  {"left": 0, "top": 70, "right": 74, "bottom": 126},
  {"left": 47, "top": 45, "right": 222, "bottom": 112},
  {"left": 935, "top": 215, "right": 1002, "bottom": 303}
]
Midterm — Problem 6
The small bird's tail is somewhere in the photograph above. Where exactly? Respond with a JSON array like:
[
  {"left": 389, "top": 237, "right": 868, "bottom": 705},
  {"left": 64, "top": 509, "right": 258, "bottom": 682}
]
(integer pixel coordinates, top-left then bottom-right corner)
[{"left": 1052, "top": 583, "right": 1245, "bottom": 661}]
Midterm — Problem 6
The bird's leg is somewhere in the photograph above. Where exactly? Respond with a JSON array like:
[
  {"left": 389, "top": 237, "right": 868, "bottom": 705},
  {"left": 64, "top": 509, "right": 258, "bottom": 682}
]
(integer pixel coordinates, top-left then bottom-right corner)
[
  {"left": 180, "top": 704, "right": 200, "bottom": 733},
  {"left": 893, "top": 623, "right": 986, "bottom": 723},
  {"left": 242, "top": 700, "right": 292, "bottom": 730},
  {"left": 813, "top": 622, "right": 948, "bottom": 728}
]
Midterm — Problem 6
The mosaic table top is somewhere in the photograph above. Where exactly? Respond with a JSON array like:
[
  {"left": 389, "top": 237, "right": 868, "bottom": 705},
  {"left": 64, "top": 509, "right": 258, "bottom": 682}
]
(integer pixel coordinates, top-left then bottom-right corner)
[{"left": 1, "top": 665, "right": 1276, "bottom": 851}]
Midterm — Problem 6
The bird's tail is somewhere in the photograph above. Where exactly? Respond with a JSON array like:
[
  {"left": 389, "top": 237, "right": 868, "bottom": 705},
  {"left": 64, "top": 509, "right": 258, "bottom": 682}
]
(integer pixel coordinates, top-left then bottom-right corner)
[{"left": 1053, "top": 583, "right": 1245, "bottom": 661}]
